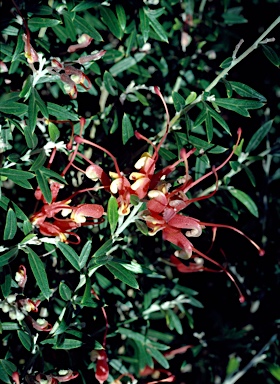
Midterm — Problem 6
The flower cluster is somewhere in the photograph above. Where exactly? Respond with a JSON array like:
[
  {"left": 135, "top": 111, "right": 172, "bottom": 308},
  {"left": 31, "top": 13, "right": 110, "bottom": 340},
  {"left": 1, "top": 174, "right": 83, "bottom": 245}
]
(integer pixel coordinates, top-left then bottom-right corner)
[
  {"left": 12, "top": 369, "right": 78, "bottom": 384},
  {"left": 0, "top": 265, "right": 52, "bottom": 331}
]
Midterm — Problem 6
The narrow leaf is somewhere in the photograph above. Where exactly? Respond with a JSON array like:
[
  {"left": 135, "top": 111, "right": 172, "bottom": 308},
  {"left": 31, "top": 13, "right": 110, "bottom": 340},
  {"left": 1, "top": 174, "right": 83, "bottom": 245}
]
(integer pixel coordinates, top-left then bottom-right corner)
[
  {"left": 0, "top": 359, "right": 17, "bottom": 384},
  {"left": 139, "top": 8, "right": 149, "bottom": 43},
  {"left": 0, "top": 101, "right": 28, "bottom": 115},
  {"left": 108, "top": 196, "right": 119, "bottom": 234},
  {"left": 100, "top": 6, "right": 123, "bottom": 39},
  {"left": 57, "top": 242, "right": 80, "bottom": 271},
  {"left": 228, "top": 189, "right": 259, "bottom": 217},
  {"left": 106, "top": 261, "right": 139, "bottom": 289},
  {"left": 48, "top": 122, "right": 60, "bottom": 142},
  {"left": 59, "top": 282, "right": 72, "bottom": 301},
  {"left": 145, "top": 11, "right": 168, "bottom": 43},
  {"left": 27, "top": 247, "right": 51, "bottom": 300},
  {"left": 54, "top": 339, "right": 83, "bottom": 349},
  {"left": 47, "top": 102, "right": 79, "bottom": 121},
  {"left": 79, "top": 240, "right": 92, "bottom": 269},
  {"left": 3, "top": 209, "right": 17, "bottom": 241},
  {"left": 17, "top": 330, "right": 33, "bottom": 351},
  {"left": 205, "top": 109, "right": 213, "bottom": 143},
  {"left": 172, "top": 91, "right": 185, "bottom": 112},
  {"left": 148, "top": 347, "right": 169, "bottom": 369},
  {"left": 35, "top": 169, "right": 52, "bottom": 204},
  {"left": 230, "top": 81, "right": 267, "bottom": 102},
  {"left": 74, "top": 15, "right": 103, "bottom": 41},
  {"left": 110, "top": 56, "right": 137, "bottom": 76},
  {"left": 0, "top": 248, "right": 18, "bottom": 268},
  {"left": 245, "top": 119, "right": 274, "bottom": 153},
  {"left": 261, "top": 45, "right": 280, "bottom": 68},
  {"left": 122, "top": 113, "right": 134, "bottom": 145},
  {"left": 28, "top": 18, "right": 61, "bottom": 31},
  {"left": 116, "top": 4, "right": 126, "bottom": 31},
  {"left": 93, "top": 239, "right": 113, "bottom": 258},
  {"left": 28, "top": 88, "right": 38, "bottom": 132},
  {"left": 103, "top": 71, "right": 118, "bottom": 96}
]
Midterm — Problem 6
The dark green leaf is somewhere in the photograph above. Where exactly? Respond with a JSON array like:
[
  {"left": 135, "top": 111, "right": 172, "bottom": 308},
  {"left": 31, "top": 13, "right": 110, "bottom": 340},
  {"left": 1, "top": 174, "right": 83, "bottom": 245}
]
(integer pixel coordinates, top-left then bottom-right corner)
[
  {"left": 122, "top": 113, "right": 134, "bottom": 145},
  {"left": 100, "top": 6, "right": 123, "bottom": 40},
  {"left": 106, "top": 261, "right": 139, "bottom": 289},
  {"left": 39, "top": 167, "right": 67, "bottom": 185},
  {"left": 219, "top": 57, "right": 232, "bottom": 68},
  {"left": 34, "top": 88, "right": 49, "bottom": 118},
  {"left": 214, "top": 98, "right": 265, "bottom": 117},
  {"left": 93, "top": 239, "right": 113, "bottom": 258},
  {"left": 0, "top": 359, "right": 17, "bottom": 384},
  {"left": 230, "top": 81, "right": 267, "bottom": 102},
  {"left": 30, "top": 151, "right": 47, "bottom": 171},
  {"left": 228, "top": 189, "right": 259, "bottom": 217},
  {"left": 35, "top": 169, "right": 52, "bottom": 204},
  {"left": 1, "top": 266, "right": 12, "bottom": 298},
  {"left": 245, "top": 119, "right": 274, "bottom": 153},
  {"left": 0, "top": 169, "right": 35, "bottom": 189},
  {"left": 145, "top": 9, "right": 168, "bottom": 43},
  {"left": 27, "top": 247, "right": 51, "bottom": 300},
  {"left": 48, "top": 122, "right": 60, "bottom": 142},
  {"left": 103, "top": 71, "right": 118, "bottom": 96},
  {"left": 73, "top": 15, "right": 103, "bottom": 41},
  {"left": 17, "top": 330, "right": 33, "bottom": 351},
  {"left": 148, "top": 347, "right": 169, "bottom": 369},
  {"left": 59, "top": 282, "right": 72, "bottom": 301},
  {"left": 24, "top": 123, "right": 38, "bottom": 149},
  {"left": 54, "top": 339, "right": 83, "bottom": 349},
  {"left": 57, "top": 242, "right": 80, "bottom": 271},
  {"left": 0, "top": 248, "right": 18, "bottom": 268},
  {"left": 172, "top": 91, "right": 185, "bottom": 112},
  {"left": 63, "top": 12, "right": 77, "bottom": 41},
  {"left": 205, "top": 109, "right": 213, "bottom": 142},
  {"left": 79, "top": 240, "right": 92, "bottom": 269},
  {"left": 207, "top": 105, "right": 231, "bottom": 134},
  {"left": 3, "top": 208, "right": 17, "bottom": 241},
  {"left": 116, "top": 4, "right": 126, "bottom": 31},
  {"left": 47, "top": 102, "right": 79, "bottom": 121},
  {"left": 139, "top": 8, "right": 150, "bottom": 43},
  {"left": 28, "top": 18, "right": 61, "bottom": 31},
  {"left": 110, "top": 56, "right": 137, "bottom": 76},
  {"left": 261, "top": 45, "right": 280, "bottom": 67},
  {"left": 0, "top": 102, "right": 28, "bottom": 116},
  {"left": 28, "top": 88, "right": 38, "bottom": 132},
  {"left": 135, "top": 220, "right": 148, "bottom": 235},
  {"left": 108, "top": 196, "right": 119, "bottom": 234}
]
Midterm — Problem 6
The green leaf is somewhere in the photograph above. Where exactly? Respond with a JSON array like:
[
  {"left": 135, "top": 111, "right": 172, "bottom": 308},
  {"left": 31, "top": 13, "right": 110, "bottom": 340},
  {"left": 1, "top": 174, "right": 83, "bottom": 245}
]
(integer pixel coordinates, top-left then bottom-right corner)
[
  {"left": 0, "top": 359, "right": 17, "bottom": 384},
  {"left": 27, "top": 247, "right": 51, "bottom": 300},
  {"left": 79, "top": 240, "right": 92, "bottom": 269},
  {"left": 0, "top": 169, "right": 35, "bottom": 189},
  {"left": 139, "top": 8, "right": 149, "bottom": 43},
  {"left": 207, "top": 105, "right": 231, "bottom": 135},
  {"left": 100, "top": 6, "right": 123, "bottom": 40},
  {"left": 219, "top": 57, "right": 232, "bottom": 69},
  {"left": 24, "top": 123, "right": 38, "bottom": 149},
  {"left": 54, "top": 339, "right": 83, "bottom": 349},
  {"left": 48, "top": 122, "right": 60, "bottom": 142},
  {"left": 1, "top": 266, "right": 12, "bottom": 298},
  {"left": 0, "top": 101, "right": 28, "bottom": 116},
  {"left": 205, "top": 108, "right": 213, "bottom": 142},
  {"left": 245, "top": 119, "right": 274, "bottom": 153},
  {"left": 74, "top": 15, "right": 103, "bottom": 41},
  {"left": 167, "top": 309, "right": 183, "bottom": 334},
  {"left": 63, "top": 12, "right": 77, "bottom": 41},
  {"left": 108, "top": 196, "right": 119, "bottom": 234},
  {"left": 28, "top": 17, "right": 61, "bottom": 31},
  {"left": 145, "top": 9, "right": 168, "bottom": 43},
  {"left": 230, "top": 81, "right": 267, "bottom": 102},
  {"left": 0, "top": 248, "right": 18, "bottom": 268},
  {"left": 267, "top": 363, "right": 280, "bottom": 381},
  {"left": 194, "top": 106, "right": 207, "bottom": 127},
  {"left": 172, "top": 91, "right": 185, "bottom": 113},
  {"left": 30, "top": 151, "right": 47, "bottom": 172},
  {"left": 214, "top": 98, "right": 265, "bottom": 117},
  {"left": 57, "top": 242, "right": 80, "bottom": 271},
  {"left": 93, "top": 239, "right": 113, "bottom": 258},
  {"left": 106, "top": 261, "right": 139, "bottom": 289},
  {"left": 3, "top": 208, "right": 17, "bottom": 241},
  {"left": 34, "top": 88, "right": 49, "bottom": 118},
  {"left": 116, "top": 4, "right": 126, "bottom": 31},
  {"left": 148, "top": 346, "right": 169, "bottom": 369},
  {"left": 228, "top": 189, "right": 259, "bottom": 217},
  {"left": 17, "top": 330, "right": 33, "bottom": 351},
  {"left": 47, "top": 102, "right": 79, "bottom": 121},
  {"left": 59, "top": 282, "right": 72, "bottom": 301},
  {"left": 28, "top": 88, "right": 38, "bottom": 132},
  {"left": 103, "top": 71, "right": 118, "bottom": 96},
  {"left": 135, "top": 220, "right": 149, "bottom": 235},
  {"left": 39, "top": 167, "right": 67, "bottom": 185},
  {"left": 185, "top": 91, "right": 197, "bottom": 105},
  {"left": 35, "top": 169, "right": 52, "bottom": 204},
  {"left": 261, "top": 45, "right": 280, "bottom": 68},
  {"left": 110, "top": 56, "right": 137, "bottom": 76},
  {"left": 122, "top": 113, "right": 134, "bottom": 145}
]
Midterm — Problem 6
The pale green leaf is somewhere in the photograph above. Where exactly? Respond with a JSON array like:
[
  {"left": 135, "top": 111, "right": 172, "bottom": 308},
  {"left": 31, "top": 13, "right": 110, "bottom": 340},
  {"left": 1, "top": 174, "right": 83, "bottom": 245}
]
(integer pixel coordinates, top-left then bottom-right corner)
[
  {"left": 122, "top": 113, "right": 134, "bottom": 145},
  {"left": 108, "top": 196, "right": 119, "bottom": 234}
]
